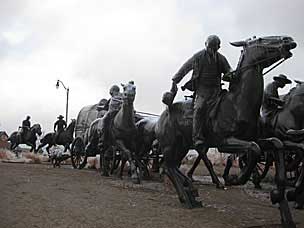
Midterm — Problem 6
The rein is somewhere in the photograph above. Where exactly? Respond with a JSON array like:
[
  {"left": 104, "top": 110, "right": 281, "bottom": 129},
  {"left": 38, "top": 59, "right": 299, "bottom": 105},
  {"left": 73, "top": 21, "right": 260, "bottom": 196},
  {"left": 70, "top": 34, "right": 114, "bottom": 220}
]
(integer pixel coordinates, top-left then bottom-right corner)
[{"left": 232, "top": 55, "right": 286, "bottom": 77}]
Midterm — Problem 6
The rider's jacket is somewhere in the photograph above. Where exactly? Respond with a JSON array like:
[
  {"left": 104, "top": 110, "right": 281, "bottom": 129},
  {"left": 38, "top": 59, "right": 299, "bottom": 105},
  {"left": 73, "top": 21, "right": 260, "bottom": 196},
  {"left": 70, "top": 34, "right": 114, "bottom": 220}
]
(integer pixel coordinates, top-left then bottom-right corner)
[
  {"left": 262, "top": 82, "right": 281, "bottom": 118},
  {"left": 54, "top": 119, "right": 67, "bottom": 132},
  {"left": 22, "top": 119, "right": 31, "bottom": 129},
  {"left": 172, "top": 49, "right": 231, "bottom": 95}
]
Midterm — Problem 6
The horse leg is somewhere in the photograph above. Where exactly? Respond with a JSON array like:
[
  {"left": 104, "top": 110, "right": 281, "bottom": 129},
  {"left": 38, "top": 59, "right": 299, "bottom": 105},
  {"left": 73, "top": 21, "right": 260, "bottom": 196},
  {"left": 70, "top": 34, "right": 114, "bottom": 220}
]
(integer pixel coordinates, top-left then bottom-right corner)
[
  {"left": 271, "top": 148, "right": 296, "bottom": 228},
  {"left": 46, "top": 145, "right": 51, "bottom": 158},
  {"left": 162, "top": 144, "right": 202, "bottom": 209},
  {"left": 187, "top": 153, "right": 202, "bottom": 181},
  {"left": 295, "top": 161, "right": 304, "bottom": 209},
  {"left": 119, "top": 159, "right": 127, "bottom": 179},
  {"left": 200, "top": 147, "right": 225, "bottom": 189},
  {"left": 287, "top": 156, "right": 304, "bottom": 209},
  {"left": 116, "top": 139, "right": 139, "bottom": 184},
  {"left": 222, "top": 155, "right": 233, "bottom": 183}
]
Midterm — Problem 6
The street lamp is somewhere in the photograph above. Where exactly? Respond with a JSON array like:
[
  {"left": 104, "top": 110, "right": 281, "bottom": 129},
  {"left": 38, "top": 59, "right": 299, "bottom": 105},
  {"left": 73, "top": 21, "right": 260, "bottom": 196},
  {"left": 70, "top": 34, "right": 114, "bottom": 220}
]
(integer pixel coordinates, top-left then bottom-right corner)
[{"left": 56, "top": 79, "right": 69, "bottom": 123}]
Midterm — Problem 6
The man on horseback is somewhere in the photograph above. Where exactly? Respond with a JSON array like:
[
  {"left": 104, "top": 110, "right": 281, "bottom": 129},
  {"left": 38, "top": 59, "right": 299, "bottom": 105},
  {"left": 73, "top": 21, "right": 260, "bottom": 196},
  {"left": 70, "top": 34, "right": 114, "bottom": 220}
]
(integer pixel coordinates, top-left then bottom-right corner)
[
  {"left": 171, "top": 35, "right": 232, "bottom": 150},
  {"left": 21, "top": 115, "right": 31, "bottom": 141},
  {"left": 261, "top": 74, "right": 291, "bottom": 127},
  {"left": 53, "top": 115, "right": 67, "bottom": 144},
  {"left": 98, "top": 85, "right": 123, "bottom": 149}
]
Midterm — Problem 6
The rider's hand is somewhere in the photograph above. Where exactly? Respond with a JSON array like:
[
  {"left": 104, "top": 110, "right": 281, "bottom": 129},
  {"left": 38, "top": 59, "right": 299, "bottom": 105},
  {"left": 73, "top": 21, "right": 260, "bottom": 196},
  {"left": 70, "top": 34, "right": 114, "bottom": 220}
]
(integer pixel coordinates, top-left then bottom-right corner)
[
  {"left": 170, "top": 81, "right": 178, "bottom": 94},
  {"left": 222, "top": 72, "right": 234, "bottom": 82}
]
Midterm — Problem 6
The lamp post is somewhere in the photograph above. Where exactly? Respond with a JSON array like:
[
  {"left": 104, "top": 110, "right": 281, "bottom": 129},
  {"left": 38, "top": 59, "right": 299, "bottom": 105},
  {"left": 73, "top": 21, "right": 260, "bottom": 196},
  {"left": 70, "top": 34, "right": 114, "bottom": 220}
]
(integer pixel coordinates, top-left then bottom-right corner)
[{"left": 56, "top": 79, "right": 69, "bottom": 123}]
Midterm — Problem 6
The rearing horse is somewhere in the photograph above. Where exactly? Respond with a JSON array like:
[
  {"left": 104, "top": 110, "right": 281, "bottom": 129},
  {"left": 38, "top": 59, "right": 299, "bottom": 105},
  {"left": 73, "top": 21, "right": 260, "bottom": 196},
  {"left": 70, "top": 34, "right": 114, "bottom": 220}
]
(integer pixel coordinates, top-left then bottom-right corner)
[
  {"left": 37, "top": 119, "right": 76, "bottom": 155},
  {"left": 155, "top": 36, "right": 296, "bottom": 211},
  {"left": 8, "top": 124, "right": 42, "bottom": 152}
]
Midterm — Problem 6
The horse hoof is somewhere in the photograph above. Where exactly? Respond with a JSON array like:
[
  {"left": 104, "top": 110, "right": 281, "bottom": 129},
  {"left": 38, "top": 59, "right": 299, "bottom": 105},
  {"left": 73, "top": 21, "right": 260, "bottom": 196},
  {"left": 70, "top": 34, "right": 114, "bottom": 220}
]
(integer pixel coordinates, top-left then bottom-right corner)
[
  {"left": 224, "top": 175, "right": 238, "bottom": 186},
  {"left": 294, "top": 202, "right": 303, "bottom": 209},
  {"left": 182, "top": 200, "right": 202, "bottom": 209},
  {"left": 270, "top": 189, "right": 283, "bottom": 204},
  {"left": 286, "top": 189, "right": 296, "bottom": 201},
  {"left": 254, "top": 183, "right": 262, "bottom": 189},
  {"left": 132, "top": 178, "right": 140, "bottom": 184},
  {"left": 216, "top": 183, "right": 226, "bottom": 190},
  {"left": 187, "top": 173, "right": 194, "bottom": 181},
  {"left": 102, "top": 172, "right": 110, "bottom": 177},
  {"left": 191, "top": 188, "right": 199, "bottom": 197}
]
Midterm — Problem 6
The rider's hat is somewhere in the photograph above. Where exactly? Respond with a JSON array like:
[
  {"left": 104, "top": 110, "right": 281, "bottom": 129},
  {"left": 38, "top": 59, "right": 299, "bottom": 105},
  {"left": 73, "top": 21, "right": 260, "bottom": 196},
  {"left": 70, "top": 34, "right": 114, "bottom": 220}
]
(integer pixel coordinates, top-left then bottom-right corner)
[
  {"left": 273, "top": 74, "right": 292, "bottom": 84},
  {"left": 57, "top": 115, "right": 64, "bottom": 119}
]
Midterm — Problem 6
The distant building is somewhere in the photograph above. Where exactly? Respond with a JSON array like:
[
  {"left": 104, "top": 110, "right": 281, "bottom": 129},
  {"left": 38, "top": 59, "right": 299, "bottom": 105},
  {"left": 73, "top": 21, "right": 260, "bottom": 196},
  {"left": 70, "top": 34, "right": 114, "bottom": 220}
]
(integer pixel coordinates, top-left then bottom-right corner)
[{"left": 0, "top": 131, "right": 9, "bottom": 149}]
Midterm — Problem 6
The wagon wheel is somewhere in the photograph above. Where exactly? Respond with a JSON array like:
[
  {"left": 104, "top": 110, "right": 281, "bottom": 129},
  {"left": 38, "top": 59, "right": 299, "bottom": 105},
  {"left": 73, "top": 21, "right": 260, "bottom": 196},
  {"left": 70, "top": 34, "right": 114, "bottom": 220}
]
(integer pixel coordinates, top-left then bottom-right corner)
[
  {"left": 71, "top": 137, "right": 87, "bottom": 169},
  {"left": 251, "top": 151, "right": 272, "bottom": 188},
  {"left": 100, "top": 146, "right": 120, "bottom": 175},
  {"left": 239, "top": 151, "right": 272, "bottom": 188}
]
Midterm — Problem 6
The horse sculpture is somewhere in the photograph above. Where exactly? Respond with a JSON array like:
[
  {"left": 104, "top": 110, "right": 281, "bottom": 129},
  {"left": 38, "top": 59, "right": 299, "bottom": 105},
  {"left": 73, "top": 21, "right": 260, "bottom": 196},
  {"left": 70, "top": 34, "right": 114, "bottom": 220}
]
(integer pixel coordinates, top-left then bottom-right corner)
[
  {"left": 135, "top": 116, "right": 160, "bottom": 175},
  {"left": 85, "top": 82, "right": 139, "bottom": 182},
  {"left": 221, "top": 82, "right": 304, "bottom": 210},
  {"left": 264, "top": 83, "right": 304, "bottom": 210},
  {"left": 106, "top": 82, "right": 139, "bottom": 182},
  {"left": 8, "top": 124, "right": 42, "bottom": 153},
  {"left": 37, "top": 119, "right": 76, "bottom": 155},
  {"left": 155, "top": 36, "right": 296, "bottom": 227}
]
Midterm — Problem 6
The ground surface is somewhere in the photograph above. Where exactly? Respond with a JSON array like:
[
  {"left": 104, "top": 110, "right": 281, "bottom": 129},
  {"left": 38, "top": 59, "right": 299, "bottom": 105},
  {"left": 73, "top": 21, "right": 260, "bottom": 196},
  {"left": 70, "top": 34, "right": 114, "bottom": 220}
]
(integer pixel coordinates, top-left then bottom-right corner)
[{"left": 1, "top": 162, "right": 304, "bottom": 228}]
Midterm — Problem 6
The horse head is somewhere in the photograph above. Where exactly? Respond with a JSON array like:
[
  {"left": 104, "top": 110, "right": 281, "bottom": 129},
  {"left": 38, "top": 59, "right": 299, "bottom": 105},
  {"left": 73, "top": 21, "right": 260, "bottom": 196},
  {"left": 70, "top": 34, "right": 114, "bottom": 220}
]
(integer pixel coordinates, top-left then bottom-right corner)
[
  {"left": 121, "top": 81, "right": 136, "bottom": 104},
  {"left": 67, "top": 119, "right": 76, "bottom": 132},
  {"left": 231, "top": 36, "right": 296, "bottom": 70},
  {"left": 31, "top": 124, "right": 42, "bottom": 136}
]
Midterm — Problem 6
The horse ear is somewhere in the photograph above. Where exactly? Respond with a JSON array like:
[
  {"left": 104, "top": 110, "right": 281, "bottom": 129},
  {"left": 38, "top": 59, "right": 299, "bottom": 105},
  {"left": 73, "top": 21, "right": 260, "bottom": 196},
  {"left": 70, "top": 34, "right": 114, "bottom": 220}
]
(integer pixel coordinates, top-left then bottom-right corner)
[{"left": 230, "top": 41, "right": 246, "bottom": 47}]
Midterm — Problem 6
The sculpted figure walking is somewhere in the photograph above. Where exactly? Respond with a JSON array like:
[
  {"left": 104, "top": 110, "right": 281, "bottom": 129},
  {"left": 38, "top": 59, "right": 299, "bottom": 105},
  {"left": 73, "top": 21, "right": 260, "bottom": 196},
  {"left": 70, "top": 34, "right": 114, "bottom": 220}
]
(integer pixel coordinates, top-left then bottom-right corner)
[{"left": 171, "top": 35, "right": 232, "bottom": 150}]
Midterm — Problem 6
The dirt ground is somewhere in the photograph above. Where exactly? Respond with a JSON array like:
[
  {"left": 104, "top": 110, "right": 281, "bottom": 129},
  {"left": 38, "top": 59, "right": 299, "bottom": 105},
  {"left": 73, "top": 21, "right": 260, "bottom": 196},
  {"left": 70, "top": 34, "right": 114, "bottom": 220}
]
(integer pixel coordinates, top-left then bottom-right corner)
[{"left": 1, "top": 161, "right": 304, "bottom": 228}]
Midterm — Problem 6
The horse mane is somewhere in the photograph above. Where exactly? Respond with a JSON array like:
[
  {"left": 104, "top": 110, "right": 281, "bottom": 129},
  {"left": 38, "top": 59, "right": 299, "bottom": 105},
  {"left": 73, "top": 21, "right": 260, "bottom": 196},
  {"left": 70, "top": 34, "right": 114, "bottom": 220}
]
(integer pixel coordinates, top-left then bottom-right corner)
[
  {"left": 227, "top": 50, "right": 245, "bottom": 92},
  {"left": 290, "top": 83, "right": 304, "bottom": 96},
  {"left": 282, "top": 83, "right": 304, "bottom": 107},
  {"left": 66, "top": 119, "right": 76, "bottom": 131}
]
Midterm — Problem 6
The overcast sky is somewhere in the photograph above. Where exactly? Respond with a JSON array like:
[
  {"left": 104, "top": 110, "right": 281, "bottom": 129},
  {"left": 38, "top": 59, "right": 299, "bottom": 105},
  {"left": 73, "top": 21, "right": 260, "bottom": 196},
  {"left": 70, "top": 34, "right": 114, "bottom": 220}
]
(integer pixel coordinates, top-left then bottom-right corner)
[{"left": 1, "top": 0, "right": 304, "bottom": 134}]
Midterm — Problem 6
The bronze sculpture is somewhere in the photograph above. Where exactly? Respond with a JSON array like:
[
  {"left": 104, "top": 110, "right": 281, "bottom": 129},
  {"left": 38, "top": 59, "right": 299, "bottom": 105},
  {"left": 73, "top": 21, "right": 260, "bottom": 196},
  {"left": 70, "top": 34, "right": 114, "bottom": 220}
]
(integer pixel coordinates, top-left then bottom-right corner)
[
  {"left": 171, "top": 35, "right": 232, "bottom": 150},
  {"left": 262, "top": 74, "right": 292, "bottom": 131},
  {"left": 53, "top": 115, "right": 67, "bottom": 144},
  {"left": 8, "top": 123, "right": 42, "bottom": 153},
  {"left": 21, "top": 115, "right": 31, "bottom": 141},
  {"left": 156, "top": 35, "right": 296, "bottom": 227},
  {"left": 37, "top": 119, "right": 76, "bottom": 155}
]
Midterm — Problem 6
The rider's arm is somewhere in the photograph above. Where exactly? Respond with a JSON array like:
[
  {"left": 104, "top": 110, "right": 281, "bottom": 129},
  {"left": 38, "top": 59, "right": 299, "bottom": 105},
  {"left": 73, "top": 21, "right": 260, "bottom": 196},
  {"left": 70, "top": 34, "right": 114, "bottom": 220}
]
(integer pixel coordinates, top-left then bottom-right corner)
[{"left": 172, "top": 51, "right": 202, "bottom": 84}]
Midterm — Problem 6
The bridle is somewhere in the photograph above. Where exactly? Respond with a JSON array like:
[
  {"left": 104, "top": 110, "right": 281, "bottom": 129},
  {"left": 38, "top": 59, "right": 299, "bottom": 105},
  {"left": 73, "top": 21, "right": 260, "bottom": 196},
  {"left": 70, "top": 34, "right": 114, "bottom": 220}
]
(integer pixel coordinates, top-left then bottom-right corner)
[{"left": 232, "top": 41, "right": 290, "bottom": 78}]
